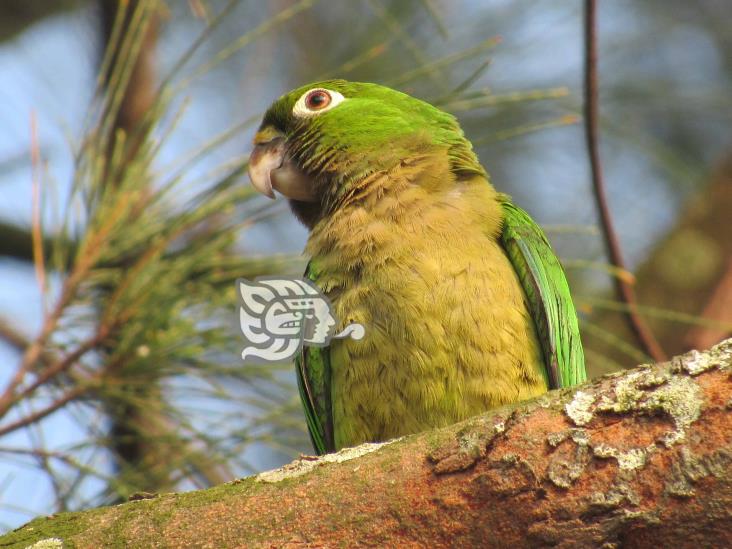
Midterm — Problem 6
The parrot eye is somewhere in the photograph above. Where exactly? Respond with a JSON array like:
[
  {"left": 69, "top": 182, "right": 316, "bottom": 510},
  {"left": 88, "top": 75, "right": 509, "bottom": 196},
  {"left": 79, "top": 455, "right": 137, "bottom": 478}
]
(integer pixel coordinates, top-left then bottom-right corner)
[
  {"left": 306, "top": 90, "right": 330, "bottom": 110},
  {"left": 292, "top": 88, "right": 345, "bottom": 118}
]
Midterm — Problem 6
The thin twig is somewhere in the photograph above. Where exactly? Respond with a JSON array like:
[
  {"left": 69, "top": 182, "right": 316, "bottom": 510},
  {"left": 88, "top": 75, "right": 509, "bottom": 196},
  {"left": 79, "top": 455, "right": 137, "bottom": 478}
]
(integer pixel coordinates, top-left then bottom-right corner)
[
  {"left": 0, "top": 326, "right": 107, "bottom": 421},
  {"left": 0, "top": 175, "right": 130, "bottom": 420},
  {"left": 30, "top": 111, "right": 46, "bottom": 311},
  {"left": 583, "top": 0, "right": 666, "bottom": 362},
  {"left": 0, "top": 275, "right": 82, "bottom": 419},
  {"left": 0, "top": 318, "right": 30, "bottom": 351},
  {"left": 0, "top": 386, "right": 89, "bottom": 438},
  {"left": 10, "top": 329, "right": 107, "bottom": 412}
]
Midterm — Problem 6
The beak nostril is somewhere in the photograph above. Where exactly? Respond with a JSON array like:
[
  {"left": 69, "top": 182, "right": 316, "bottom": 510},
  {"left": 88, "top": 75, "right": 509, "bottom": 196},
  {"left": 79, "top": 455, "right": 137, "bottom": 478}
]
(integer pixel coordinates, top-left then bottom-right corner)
[{"left": 253, "top": 126, "right": 285, "bottom": 147}]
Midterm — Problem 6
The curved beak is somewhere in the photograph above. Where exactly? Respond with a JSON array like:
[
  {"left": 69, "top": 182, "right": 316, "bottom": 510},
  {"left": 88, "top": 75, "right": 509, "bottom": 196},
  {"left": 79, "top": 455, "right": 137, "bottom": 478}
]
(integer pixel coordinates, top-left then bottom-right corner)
[
  {"left": 248, "top": 128, "right": 315, "bottom": 202},
  {"left": 248, "top": 134, "right": 284, "bottom": 199}
]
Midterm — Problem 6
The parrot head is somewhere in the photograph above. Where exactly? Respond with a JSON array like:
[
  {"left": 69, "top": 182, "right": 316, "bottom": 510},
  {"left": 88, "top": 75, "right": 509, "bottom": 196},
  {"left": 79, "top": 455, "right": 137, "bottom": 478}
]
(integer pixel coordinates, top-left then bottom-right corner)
[{"left": 248, "top": 80, "right": 484, "bottom": 226}]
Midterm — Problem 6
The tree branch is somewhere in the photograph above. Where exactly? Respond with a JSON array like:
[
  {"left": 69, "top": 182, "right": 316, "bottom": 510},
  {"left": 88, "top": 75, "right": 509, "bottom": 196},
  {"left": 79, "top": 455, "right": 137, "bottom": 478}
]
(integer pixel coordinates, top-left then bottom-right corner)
[
  {"left": 583, "top": 0, "right": 667, "bottom": 362},
  {"left": 0, "top": 0, "right": 82, "bottom": 44},
  {"left": 4, "top": 339, "right": 732, "bottom": 547},
  {"left": 0, "top": 317, "right": 30, "bottom": 351},
  {"left": 0, "top": 221, "right": 58, "bottom": 263}
]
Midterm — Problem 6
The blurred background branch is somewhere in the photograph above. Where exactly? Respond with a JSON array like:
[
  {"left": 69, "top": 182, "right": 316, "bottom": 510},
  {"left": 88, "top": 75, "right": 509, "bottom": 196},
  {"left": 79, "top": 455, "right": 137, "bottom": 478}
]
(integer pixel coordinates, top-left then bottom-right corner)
[
  {"left": 0, "top": 1, "right": 83, "bottom": 43},
  {"left": 583, "top": 0, "right": 666, "bottom": 362}
]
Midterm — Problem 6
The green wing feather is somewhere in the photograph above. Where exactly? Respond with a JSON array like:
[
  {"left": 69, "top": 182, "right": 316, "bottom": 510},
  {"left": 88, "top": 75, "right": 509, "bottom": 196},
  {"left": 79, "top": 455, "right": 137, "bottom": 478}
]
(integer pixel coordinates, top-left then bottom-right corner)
[
  {"left": 500, "top": 200, "right": 586, "bottom": 388},
  {"left": 295, "top": 263, "right": 335, "bottom": 455}
]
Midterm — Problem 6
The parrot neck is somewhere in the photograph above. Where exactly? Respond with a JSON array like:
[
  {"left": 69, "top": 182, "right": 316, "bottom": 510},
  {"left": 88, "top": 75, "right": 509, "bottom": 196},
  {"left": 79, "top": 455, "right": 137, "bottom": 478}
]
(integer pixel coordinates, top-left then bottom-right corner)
[
  {"left": 289, "top": 139, "right": 485, "bottom": 229},
  {"left": 304, "top": 152, "right": 504, "bottom": 273}
]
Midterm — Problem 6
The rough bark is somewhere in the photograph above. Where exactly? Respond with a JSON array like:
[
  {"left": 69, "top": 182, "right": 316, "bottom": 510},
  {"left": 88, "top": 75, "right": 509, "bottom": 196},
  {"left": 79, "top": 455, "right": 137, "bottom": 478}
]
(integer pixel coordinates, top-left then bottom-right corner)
[{"left": 4, "top": 339, "right": 732, "bottom": 548}]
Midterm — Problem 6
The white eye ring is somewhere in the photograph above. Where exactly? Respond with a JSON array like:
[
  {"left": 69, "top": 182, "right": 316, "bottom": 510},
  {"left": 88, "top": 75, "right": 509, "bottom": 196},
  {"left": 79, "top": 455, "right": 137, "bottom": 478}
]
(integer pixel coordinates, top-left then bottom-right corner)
[{"left": 292, "top": 88, "right": 346, "bottom": 118}]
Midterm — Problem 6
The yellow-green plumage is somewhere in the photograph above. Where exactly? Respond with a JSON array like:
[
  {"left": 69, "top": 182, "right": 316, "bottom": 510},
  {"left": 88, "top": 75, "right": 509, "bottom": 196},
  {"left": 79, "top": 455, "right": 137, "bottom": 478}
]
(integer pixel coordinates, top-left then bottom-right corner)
[
  {"left": 249, "top": 80, "right": 585, "bottom": 454},
  {"left": 308, "top": 152, "right": 547, "bottom": 448}
]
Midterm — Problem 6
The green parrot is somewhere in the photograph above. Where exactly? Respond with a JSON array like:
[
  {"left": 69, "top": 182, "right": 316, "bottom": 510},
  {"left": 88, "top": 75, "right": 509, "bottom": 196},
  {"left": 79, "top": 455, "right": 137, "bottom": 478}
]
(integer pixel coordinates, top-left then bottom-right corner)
[{"left": 248, "top": 80, "right": 585, "bottom": 455}]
